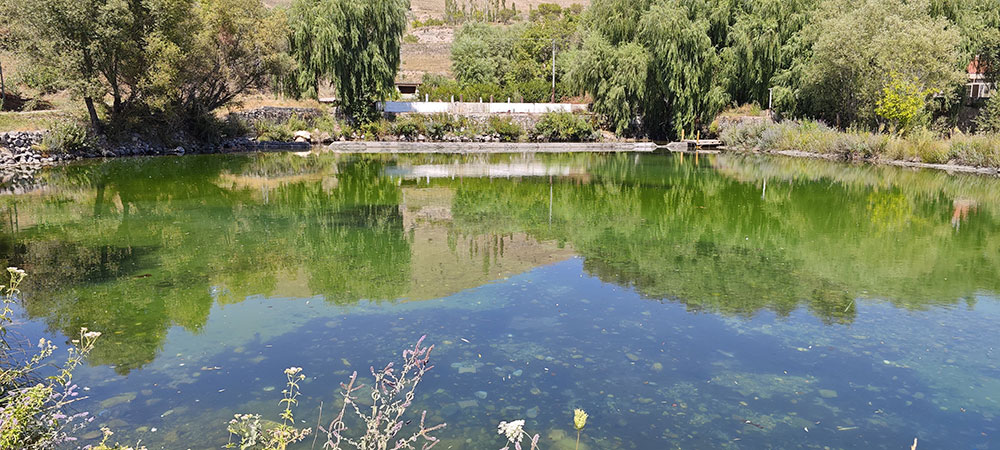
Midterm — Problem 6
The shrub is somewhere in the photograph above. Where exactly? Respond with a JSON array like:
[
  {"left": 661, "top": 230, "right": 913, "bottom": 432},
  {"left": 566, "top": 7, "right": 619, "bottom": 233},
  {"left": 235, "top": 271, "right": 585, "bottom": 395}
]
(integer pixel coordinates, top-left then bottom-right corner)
[
  {"left": 513, "top": 79, "right": 552, "bottom": 103},
  {"left": 486, "top": 116, "right": 523, "bottom": 142},
  {"left": 314, "top": 115, "right": 345, "bottom": 140},
  {"left": 392, "top": 115, "right": 426, "bottom": 139},
  {"left": 975, "top": 95, "right": 1000, "bottom": 134},
  {"left": 38, "top": 121, "right": 97, "bottom": 154},
  {"left": 532, "top": 112, "right": 597, "bottom": 142},
  {"left": 254, "top": 120, "right": 295, "bottom": 142},
  {"left": 357, "top": 119, "right": 391, "bottom": 140}
]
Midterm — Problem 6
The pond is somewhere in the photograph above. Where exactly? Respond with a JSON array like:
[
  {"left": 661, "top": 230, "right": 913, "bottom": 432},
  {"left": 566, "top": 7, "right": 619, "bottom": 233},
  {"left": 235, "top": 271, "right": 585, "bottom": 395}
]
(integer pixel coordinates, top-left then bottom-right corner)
[{"left": 1, "top": 151, "right": 998, "bottom": 449}]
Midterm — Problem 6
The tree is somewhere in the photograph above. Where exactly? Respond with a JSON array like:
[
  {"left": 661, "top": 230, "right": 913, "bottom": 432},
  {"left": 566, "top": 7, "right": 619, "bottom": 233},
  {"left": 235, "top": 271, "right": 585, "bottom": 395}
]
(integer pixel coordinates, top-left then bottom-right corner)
[
  {"left": 875, "top": 72, "right": 931, "bottom": 133},
  {"left": 568, "top": 0, "right": 728, "bottom": 138},
  {"left": 287, "top": 0, "right": 409, "bottom": 123},
  {"left": 797, "top": 0, "right": 963, "bottom": 127},
  {"left": 173, "top": 0, "right": 289, "bottom": 117},
  {"left": 719, "top": 0, "right": 816, "bottom": 108},
  {"left": 6, "top": 0, "right": 285, "bottom": 132}
]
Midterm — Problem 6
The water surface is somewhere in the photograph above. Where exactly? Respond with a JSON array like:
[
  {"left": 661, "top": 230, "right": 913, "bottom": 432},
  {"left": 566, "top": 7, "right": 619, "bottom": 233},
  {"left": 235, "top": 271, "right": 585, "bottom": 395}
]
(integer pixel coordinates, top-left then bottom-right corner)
[{"left": 1, "top": 152, "right": 998, "bottom": 449}]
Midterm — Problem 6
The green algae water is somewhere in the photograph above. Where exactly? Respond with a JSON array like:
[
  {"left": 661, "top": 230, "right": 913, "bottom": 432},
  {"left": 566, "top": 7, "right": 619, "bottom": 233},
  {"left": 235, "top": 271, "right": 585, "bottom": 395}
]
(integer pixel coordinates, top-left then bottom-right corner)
[{"left": 1, "top": 152, "right": 998, "bottom": 449}]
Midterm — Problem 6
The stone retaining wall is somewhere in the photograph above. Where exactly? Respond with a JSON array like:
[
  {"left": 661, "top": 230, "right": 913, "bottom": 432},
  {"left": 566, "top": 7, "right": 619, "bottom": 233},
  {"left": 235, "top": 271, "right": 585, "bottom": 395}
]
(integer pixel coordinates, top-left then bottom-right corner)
[
  {"left": 232, "top": 107, "right": 324, "bottom": 123},
  {"left": 0, "top": 131, "right": 47, "bottom": 153}
]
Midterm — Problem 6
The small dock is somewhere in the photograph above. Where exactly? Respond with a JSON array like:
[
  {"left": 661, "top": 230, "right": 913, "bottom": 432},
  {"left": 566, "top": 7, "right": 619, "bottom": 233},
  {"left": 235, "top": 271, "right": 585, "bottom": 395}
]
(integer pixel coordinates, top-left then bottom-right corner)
[{"left": 661, "top": 139, "right": 724, "bottom": 153}]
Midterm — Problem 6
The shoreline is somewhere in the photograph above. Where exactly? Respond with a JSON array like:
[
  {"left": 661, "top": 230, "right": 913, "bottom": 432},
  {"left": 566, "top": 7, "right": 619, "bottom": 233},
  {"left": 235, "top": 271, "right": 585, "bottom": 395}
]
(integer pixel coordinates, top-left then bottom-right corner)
[
  {"left": 719, "top": 148, "right": 1000, "bottom": 176},
  {"left": 321, "top": 141, "right": 656, "bottom": 153},
  {"left": 3, "top": 138, "right": 1000, "bottom": 179}
]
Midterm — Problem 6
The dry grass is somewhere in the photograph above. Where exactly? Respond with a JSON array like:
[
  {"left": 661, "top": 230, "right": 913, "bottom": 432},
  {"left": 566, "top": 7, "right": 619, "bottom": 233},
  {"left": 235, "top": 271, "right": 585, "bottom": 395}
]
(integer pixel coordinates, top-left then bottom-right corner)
[
  {"left": 0, "top": 110, "right": 79, "bottom": 132},
  {"left": 720, "top": 119, "right": 1000, "bottom": 168}
]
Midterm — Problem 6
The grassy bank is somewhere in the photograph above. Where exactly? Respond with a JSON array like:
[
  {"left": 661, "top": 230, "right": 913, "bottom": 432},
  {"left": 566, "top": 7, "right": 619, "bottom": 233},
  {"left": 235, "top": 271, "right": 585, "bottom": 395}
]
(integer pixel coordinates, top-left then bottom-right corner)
[{"left": 720, "top": 120, "right": 1000, "bottom": 169}]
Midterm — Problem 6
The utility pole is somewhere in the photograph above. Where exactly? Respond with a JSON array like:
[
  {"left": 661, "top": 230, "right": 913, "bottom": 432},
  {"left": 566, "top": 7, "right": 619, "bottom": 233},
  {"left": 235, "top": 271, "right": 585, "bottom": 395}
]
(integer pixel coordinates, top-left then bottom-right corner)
[{"left": 551, "top": 39, "right": 556, "bottom": 103}]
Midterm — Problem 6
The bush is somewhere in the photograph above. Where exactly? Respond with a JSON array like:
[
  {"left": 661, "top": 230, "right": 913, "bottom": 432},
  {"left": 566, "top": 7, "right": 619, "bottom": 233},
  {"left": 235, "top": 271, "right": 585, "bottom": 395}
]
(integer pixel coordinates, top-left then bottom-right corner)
[
  {"left": 357, "top": 119, "right": 391, "bottom": 140},
  {"left": 38, "top": 121, "right": 97, "bottom": 154},
  {"left": 486, "top": 116, "right": 524, "bottom": 142},
  {"left": 254, "top": 120, "right": 295, "bottom": 142},
  {"left": 513, "top": 79, "right": 552, "bottom": 103},
  {"left": 411, "top": 18, "right": 446, "bottom": 27},
  {"left": 975, "top": 95, "right": 1000, "bottom": 134},
  {"left": 532, "top": 111, "right": 597, "bottom": 142},
  {"left": 392, "top": 115, "right": 427, "bottom": 139}
]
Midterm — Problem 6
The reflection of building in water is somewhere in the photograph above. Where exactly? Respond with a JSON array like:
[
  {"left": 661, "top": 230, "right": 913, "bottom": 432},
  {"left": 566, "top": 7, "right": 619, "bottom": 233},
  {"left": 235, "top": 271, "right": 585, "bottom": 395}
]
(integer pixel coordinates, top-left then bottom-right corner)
[
  {"left": 952, "top": 198, "right": 978, "bottom": 230},
  {"left": 386, "top": 159, "right": 588, "bottom": 181},
  {"left": 399, "top": 186, "right": 575, "bottom": 301}
]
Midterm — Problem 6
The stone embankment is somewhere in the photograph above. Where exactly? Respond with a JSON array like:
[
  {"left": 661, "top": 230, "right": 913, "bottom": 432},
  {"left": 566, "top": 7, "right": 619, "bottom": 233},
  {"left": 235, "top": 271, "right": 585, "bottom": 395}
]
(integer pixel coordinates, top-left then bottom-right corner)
[{"left": 232, "top": 107, "right": 323, "bottom": 123}]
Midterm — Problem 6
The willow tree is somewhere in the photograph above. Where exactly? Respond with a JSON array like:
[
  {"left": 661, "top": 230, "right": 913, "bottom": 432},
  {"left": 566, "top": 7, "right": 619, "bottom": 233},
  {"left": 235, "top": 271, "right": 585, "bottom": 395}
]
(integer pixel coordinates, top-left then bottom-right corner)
[
  {"left": 568, "top": 0, "right": 728, "bottom": 138},
  {"left": 719, "top": 0, "right": 816, "bottom": 108},
  {"left": 287, "top": 0, "right": 408, "bottom": 122}
]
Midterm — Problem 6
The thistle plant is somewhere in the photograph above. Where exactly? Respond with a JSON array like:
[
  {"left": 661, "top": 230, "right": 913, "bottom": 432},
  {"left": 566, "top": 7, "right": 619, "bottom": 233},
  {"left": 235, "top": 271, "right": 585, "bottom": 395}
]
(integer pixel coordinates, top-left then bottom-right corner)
[
  {"left": 320, "top": 335, "right": 445, "bottom": 450},
  {"left": 0, "top": 267, "right": 101, "bottom": 449}
]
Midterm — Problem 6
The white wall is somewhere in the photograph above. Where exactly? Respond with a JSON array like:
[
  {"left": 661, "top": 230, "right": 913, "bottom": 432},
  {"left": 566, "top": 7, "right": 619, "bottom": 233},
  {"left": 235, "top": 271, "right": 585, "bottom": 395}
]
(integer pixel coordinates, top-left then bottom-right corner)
[{"left": 383, "top": 101, "right": 588, "bottom": 114}]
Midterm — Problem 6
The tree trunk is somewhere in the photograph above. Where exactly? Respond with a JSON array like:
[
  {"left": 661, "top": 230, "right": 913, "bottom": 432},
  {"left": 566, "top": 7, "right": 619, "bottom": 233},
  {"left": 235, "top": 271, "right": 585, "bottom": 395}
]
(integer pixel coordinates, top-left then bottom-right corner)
[{"left": 85, "top": 97, "right": 102, "bottom": 132}]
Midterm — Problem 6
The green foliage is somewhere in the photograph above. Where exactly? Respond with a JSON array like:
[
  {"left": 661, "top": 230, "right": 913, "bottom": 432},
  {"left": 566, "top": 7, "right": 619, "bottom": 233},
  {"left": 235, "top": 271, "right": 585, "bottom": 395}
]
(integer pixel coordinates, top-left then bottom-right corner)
[
  {"left": 254, "top": 121, "right": 295, "bottom": 142},
  {"left": 486, "top": 116, "right": 524, "bottom": 141},
  {"left": 391, "top": 115, "right": 427, "bottom": 139},
  {"left": 449, "top": 6, "right": 580, "bottom": 100},
  {"left": 411, "top": 18, "right": 446, "bottom": 27},
  {"left": 286, "top": 0, "right": 408, "bottom": 123},
  {"left": 795, "top": 0, "right": 963, "bottom": 126},
  {"left": 532, "top": 111, "right": 597, "bottom": 141},
  {"left": 357, "top": 119, "right": 391, "bottom": 140},
  {"left": 569, "top": 0, "right": 729, "bottom": 138},
  {"left": 5, "top": 0, "right": 287, "bottom": 132},
  {"left": 975, "top": 94, "right": 1000, "bottom": 133},
  {"left": 444, "top": 0, "right": 519, "bottom": 24},
  {"left": 39, "top": 121, "right": 97, "bottom": 154},
  {"left": 875, "top": 73, "right": 931, "bottom": 133}
]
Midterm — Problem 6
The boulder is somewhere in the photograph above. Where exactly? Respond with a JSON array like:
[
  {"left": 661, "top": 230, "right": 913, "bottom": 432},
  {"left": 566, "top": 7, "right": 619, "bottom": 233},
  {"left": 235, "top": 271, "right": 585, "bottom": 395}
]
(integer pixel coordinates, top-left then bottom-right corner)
[{"left": 294, "top": 130, "right": 312, "bottom": 143}]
